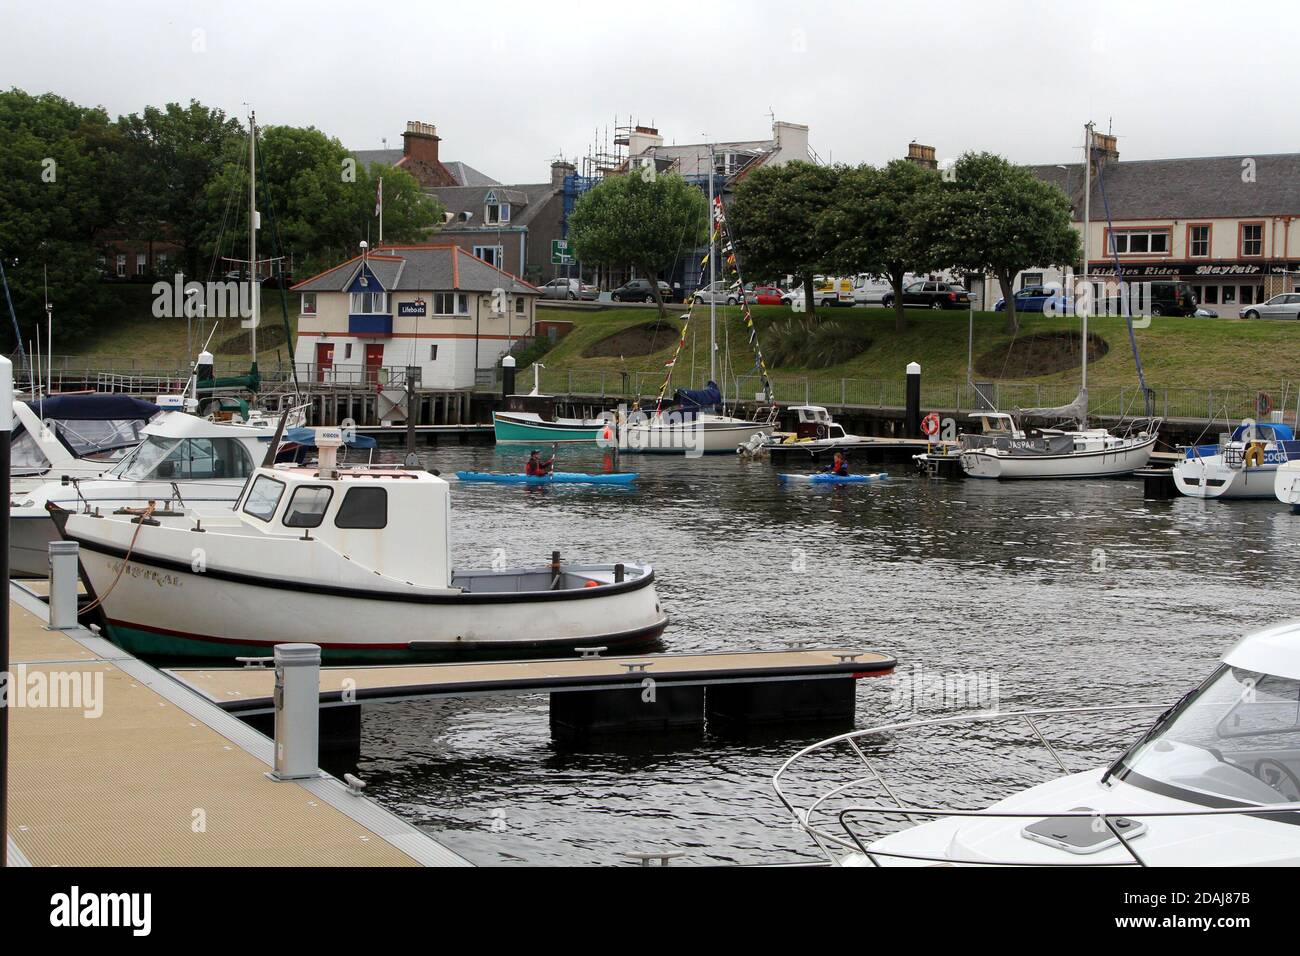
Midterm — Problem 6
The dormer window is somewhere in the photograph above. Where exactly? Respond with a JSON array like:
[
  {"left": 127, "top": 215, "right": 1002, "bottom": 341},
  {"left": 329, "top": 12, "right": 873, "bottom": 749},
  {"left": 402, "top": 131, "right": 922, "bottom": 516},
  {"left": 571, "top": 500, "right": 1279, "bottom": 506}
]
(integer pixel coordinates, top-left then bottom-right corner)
[
  {"left": 349, "top": 291, "right": 388, "bottom": 314},
  {"left": 485, "top": 202, "right": 510, "bottom": 224}
]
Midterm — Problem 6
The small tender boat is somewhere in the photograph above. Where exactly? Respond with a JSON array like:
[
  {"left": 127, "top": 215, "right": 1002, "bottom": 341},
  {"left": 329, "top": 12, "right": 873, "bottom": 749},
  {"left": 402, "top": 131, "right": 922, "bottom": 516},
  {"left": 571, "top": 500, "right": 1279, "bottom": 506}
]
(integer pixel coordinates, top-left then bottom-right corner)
[
  {"left": 778, "top": 473, "right": 887, "bottom": 485},
  {"left": 493, "top": 365, "right": 610, "bottom": 445},
  {"left": 776, "top": 620, "right": 1300, "bottom": 866},
  {"left": 53, "top": 428, "right": 666, "bottom": 662},
  {"left": 1174, "top": 422, "right": 1299, "bottom": 500},
  {"left": 764, "top": 406, "right": 876, "bottom": 461},
  {"left": 455, "top": 471, "right": 637, "bottom": 486},
  {"left": 8, "top": 393, "right": 159, "bottom": 496}
]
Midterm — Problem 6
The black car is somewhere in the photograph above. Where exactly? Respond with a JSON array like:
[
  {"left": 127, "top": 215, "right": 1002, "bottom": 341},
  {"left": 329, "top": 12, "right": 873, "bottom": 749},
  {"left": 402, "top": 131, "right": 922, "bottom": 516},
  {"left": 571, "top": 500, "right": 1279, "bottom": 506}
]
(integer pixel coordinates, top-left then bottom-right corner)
[
  {"left": 881, "top": 280, "right": 971, "bottom": 310},
  {"left": 1146, "top": 281, "right": 1197, "bottom": 317},
  {"left": 611, "top": 279, "right": 676, "bottom": 303}
]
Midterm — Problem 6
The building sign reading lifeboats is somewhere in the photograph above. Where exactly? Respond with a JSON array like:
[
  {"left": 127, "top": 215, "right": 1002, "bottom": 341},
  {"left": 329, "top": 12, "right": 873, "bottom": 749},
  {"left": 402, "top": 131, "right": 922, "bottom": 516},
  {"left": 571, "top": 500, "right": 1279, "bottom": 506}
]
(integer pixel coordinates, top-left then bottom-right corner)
[{"left": 398, "top": 299, "right": 427, "bottom": 316}]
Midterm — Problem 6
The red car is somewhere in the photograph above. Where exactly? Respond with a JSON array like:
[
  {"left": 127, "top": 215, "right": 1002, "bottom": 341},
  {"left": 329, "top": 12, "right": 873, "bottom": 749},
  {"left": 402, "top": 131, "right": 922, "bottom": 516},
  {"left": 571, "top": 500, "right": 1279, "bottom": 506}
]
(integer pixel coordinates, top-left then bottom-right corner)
[{"left": 745, "top": 284, "right": 784, "bottom": 305}]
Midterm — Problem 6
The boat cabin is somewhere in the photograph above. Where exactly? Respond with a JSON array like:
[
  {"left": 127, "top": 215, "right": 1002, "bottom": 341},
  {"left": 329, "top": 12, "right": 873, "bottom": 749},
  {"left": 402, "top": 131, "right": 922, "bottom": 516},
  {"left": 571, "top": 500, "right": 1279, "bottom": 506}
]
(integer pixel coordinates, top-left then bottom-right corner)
[
  {"left": 503, "top": 392, "right": 559, "bottom": 420},
  {"left": 11, "top": 393, "right": 158, "bottom": 477},
  {"left": 789, "top": 405, "right": 848, "bottom": 441}
]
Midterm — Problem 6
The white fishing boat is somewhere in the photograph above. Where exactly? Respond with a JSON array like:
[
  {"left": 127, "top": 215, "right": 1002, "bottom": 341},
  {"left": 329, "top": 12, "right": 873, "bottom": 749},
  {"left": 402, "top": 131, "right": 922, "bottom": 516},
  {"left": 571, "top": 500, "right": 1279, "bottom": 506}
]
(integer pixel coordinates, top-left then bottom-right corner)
[
  {"left": 775, "top": 620, "right": 1300, "bottom": 866},
  {"left": 764, "top": 405, "right": 876, "bottom": 462},
  {"left": 1174, "top": 422, "right": 1298, "bottom": 500},
  {"left": 52, "top": 427, "right": 667, "bottom": 662},
  {"left": 958, "top": 406, "right": 1158, "bottom": 479},
  {"left": 8, "top": 393, "right": 159, "bottom": 496},
  {"left": 10, "top": 411, "right": 280, "bottom": 576}
]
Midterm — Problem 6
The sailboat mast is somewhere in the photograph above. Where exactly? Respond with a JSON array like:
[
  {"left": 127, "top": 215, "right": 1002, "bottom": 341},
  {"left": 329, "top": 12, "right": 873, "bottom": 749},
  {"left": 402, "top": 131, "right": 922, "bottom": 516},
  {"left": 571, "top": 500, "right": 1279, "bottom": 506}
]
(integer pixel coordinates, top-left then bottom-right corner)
[
  {"left": 708, "top": 144, "right": 716, "bottom": 386},
  {"left": 1081, "top": 121, "right": 1092, "bottom": 392},
  {"left": 248, "top": 112, "right": 258, "bottom": 362}
]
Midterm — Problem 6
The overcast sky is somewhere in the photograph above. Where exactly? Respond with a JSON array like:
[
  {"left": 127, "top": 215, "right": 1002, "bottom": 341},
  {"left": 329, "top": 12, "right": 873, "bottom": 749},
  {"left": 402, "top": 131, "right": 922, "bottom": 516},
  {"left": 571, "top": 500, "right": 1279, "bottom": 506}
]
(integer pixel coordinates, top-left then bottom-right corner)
[{"left": 3, "top": 0, "right": 1295, "bottom": 184}]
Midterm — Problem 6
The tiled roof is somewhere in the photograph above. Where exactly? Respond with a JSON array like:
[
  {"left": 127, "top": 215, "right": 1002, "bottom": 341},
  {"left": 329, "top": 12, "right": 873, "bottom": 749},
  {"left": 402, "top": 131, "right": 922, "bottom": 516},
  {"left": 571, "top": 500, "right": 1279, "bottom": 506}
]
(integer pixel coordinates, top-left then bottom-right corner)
[
  {"left": 352, "top": 150, "right": 499, "bottom": 186},
  {"left": 429, "top": 183, "right": 559, "bottom": 230},
  {"left": 1029, "top": 153, "right": 1300, "bottom": 220},
  {"left": 291, "top": 245, "right": 537, "bottom": 295}
]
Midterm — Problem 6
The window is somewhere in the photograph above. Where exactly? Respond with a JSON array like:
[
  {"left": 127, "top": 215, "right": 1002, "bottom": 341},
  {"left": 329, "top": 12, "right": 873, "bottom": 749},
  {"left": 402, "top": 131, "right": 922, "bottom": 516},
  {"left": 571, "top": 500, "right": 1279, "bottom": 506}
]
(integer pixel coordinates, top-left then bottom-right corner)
[
  {"left": 136, "top": 253, "right": 147, "bottom": 276},
  {"left": 349, "top": 291, "right": 388, "bottom": 314},
  {"left": 10, "top": 429, "right": 50, "bottom": 475},
  {"left": 1020, "top": 273, "right": 1044, "bottom": 289},
  {"left": 429, "top": 344, "right": 438, "bottom": 360},
  {"left": 1222, "top": 286, "right": 1237, "bottom": 305},
  {"left": 1241, "top": 286, "right": 1256, "bottom": 306},
  {"left": 243, "top": 475, "right": 286, "bottom": 522},
  {"left": 433, "top": 292, "right": 469, "bottom": 315},
  {"left": 1108, "top": 228, "right": 1171, "bottom": 256},
  {"left": 1202, "top": 285, "right": 1219, "bottom": 305},
  {"left": 515, "top": 296, "right": 525, "bottom": 314},
  {"left": 344, "top": 343, "right": 353, "bottom": 360},
  {"left": 473, "top": 245, "right": 504, "bottom": 267},
  {"left": 116, "top": 254, "right": 126, "bottom": 277},
  {"left": 282, "top": 486, "right": 333, "bottom": 528},
  {"left": 1241, "top": 222, "right": 1264, "bottom": 257},
  {"left": 157, "top": 254, "right": 168, "bottom": 273},
  {"left": 335, "top": 486, "right": 387, "bottom": 529},
  {"left": 301, "top": 293, "right": 317, "bottom": 315},
  {"left": 1188, "top": 225, "right": 1210, "bottom": 258},
  {"left": 118, "top": 436, "right": 254, "bottom": 481},
  {"left": 485, "top": 203, "right": 510, "bottom": 224}
]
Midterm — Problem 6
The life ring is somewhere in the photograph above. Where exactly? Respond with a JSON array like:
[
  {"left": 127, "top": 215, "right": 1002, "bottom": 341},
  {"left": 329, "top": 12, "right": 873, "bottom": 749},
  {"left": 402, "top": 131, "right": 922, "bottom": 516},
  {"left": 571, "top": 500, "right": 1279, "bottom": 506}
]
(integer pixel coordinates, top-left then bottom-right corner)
[
  {"left": 1244, "top": 442, "right": 1266, "bottom": 468},
  {"left": 921, "top": 413, "right": 941, "bottom": 438},
  {"left": 1257, "top": 391, "right": 1274, "bottom": 417}
]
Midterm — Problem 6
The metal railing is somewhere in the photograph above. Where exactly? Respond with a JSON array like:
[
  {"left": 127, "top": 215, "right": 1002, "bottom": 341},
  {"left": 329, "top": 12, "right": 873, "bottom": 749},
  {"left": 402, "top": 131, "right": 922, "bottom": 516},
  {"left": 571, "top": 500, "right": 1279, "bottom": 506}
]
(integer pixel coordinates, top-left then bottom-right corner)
[{"left": 767, "top": 702, "right": 1296, "bottom": 867}]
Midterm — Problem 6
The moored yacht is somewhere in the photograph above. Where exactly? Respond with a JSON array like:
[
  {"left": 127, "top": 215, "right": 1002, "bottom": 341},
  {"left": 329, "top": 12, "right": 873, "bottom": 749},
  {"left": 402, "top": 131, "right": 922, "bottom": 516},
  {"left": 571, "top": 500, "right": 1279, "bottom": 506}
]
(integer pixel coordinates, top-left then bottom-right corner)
[
  {"left": 957, "top": 404, "right": 1158, "bottom": 479},
  {"left": 52, "top": 427, "right": 667, "bottom": 662},
  {"left": 8, "top": 393, "right": 159, "bottom": 495},
  {"left": 775, "top": 621, "right": 1300, "bottom": 866},
  {"left": 1174, "top": 422, "right": 1298, "bottom": 500}
]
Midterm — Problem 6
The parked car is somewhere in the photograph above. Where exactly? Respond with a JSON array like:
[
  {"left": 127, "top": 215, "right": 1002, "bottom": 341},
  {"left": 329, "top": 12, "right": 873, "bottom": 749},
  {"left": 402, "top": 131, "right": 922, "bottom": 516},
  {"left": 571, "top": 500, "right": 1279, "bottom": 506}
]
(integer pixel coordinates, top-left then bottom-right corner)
[
  {"left": 1194, "top": 307, "right": 1220, "bottom": 318},
  {"left": 883, "top": 280, "right": 971, "bottom": 310},
  {"left": 1241, "top": 293, "right": 1300, "bottom": 320},
  {"left": 993, "top": 286, "right": 1071, "bottom": 313},
  {"left": 1146, "top": 281, "right": 1197, "bottom": 317},
  {"left": 611, "top": 278, "right": 676, "bottom": 303},
  {"left": 692, "top": 281, "right": 741, "bottom": 305},
  {"left": 744, "top": 283, "right": 784, "bottom": 305},
  {"left": 538, "top": 277, "right": 597, "bottom": 301}
]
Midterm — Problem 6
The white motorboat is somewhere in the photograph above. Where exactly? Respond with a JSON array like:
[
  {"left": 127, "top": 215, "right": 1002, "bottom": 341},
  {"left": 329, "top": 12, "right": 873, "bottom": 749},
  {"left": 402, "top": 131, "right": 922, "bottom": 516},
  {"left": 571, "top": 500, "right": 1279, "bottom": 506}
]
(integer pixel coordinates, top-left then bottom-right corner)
[
  {"left": 1274, "top": 457, "right": 1300, "bottom": 512},
  {"left": 52, "top": 427, "right": 667, "bottom": 662},
  {"left": 775, "top": 620, "right": 1300, "bottom": 866},
  {"left": 1174, "top": 422, "right": 1298, "bottom": 500},
  {"left": 958, "top": 409, "right": 1158, "bottom": 479},
  {"left": 8, "top": 393, "right": 159, "bottom": 496},
  {"left": 764, "top": 405, "right": 876, "bottom": 462},
  {"left": 9, "top": 411, "right": 276, "bottom": 576}
]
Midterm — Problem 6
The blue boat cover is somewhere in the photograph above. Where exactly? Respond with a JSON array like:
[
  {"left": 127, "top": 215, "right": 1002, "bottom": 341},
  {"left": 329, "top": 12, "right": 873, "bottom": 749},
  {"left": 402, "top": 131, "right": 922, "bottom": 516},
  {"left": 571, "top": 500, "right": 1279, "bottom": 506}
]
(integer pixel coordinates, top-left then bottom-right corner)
[
  {"left": 672, "top": 381, "right": 722, "bottom": 411},
  {"left": 25, "top": 393, "right": 159, "bottom": 421},
  {"left": 282, "top": 427, "right": 377, "bottom": 450},
  {"left": 1230, "top": 423, "right": 1295, "bottom": 442}
]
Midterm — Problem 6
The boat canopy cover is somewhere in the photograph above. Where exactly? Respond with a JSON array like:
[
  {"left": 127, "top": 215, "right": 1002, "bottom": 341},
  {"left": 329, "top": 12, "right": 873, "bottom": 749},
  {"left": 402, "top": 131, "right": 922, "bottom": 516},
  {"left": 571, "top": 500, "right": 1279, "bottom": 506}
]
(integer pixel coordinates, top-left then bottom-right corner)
[
  {"left": 283, "top": 427, "right": 377, "bottom": 449},
  {"left": 22, "top": 393, "right": 159, "bottom": 421},
  {"left": 1230, "top": 423, "right": 1295, "bottom": 442},
  {"left": 1018, "top": 387, "right": 1088, "bottom": 430},
  {"left": 672, "top": 381, "right": 722, "bottom": 411}
]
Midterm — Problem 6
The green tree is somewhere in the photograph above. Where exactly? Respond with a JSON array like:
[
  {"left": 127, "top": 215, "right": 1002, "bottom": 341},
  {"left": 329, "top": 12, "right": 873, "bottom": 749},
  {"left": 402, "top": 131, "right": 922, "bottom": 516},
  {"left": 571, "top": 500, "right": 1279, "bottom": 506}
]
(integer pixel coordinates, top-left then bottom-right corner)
[
  {"left": 823, "top": 160, "right": 941, "bottom": 332},
  {"left": 926, "top": 151, "right": 1080, "bottom": 333},
  {"left": 566, "top": 171, "right": 708, "bottom": 316},
  {"left": 728, "top": 161, "right": 839, "bottom": 321},
  {"left": 0, "top": 88, "right": 122, "bottom": 349}
]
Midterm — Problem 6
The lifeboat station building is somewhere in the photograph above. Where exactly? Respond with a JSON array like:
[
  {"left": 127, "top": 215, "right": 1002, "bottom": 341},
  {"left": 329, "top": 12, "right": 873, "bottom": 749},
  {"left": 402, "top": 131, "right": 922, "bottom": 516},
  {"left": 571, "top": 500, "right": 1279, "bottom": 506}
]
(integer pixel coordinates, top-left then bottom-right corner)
[{"left": 290, "top": 244, "right": 539, "bottom": 390}]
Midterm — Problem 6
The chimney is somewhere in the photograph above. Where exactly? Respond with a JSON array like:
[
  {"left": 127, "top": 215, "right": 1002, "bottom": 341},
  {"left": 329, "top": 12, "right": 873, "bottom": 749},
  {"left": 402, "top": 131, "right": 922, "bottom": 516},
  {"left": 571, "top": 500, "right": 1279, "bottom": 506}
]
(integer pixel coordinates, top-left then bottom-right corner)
[
  {"left": 626, "top": 125, "right": 663, "bottom": 159},
  {"left": 402, "top": 120, "right": 442, "bottom": 166},
  {"left": 551, "top": 160, "right": 575, "bottom": 188},
  {"left": 772, "top": 120, "right": 809, "bottom": 162},
  {"left": 1091, "top": 132, "right": 1119, "bottom": 169},
  {"left": 906, "top": 142, "right": 938, "bottom": 169}
]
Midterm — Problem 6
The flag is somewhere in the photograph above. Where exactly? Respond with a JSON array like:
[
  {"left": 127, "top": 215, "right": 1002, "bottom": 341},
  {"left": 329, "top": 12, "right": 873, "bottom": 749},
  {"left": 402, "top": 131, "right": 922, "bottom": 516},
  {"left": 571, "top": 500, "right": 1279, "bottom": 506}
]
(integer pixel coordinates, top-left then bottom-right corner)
[{"left": 375, "top": 177, "right": 383, "bottom": 217}]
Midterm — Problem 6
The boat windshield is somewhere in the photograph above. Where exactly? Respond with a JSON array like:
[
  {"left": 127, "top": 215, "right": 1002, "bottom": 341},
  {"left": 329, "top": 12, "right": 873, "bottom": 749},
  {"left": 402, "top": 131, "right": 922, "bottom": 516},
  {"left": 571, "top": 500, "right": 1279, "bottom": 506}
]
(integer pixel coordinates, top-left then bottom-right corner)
[
  {"left": 1113, "top": 664, "right": 1300, "bottom": 806},
  {"left": 111, "top": 436, "right": 255, "bottom": 481},
  {"left": 53, "top": 418, "right": 149, "bottom": 457}
]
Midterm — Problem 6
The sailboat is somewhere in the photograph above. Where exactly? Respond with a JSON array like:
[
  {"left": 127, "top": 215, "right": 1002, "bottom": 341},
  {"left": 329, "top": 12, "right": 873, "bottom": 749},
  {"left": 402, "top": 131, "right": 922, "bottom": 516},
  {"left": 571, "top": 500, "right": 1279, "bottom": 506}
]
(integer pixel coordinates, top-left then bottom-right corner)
[
  {"left": 958, "top": 122, "right": 1160, "bottom": 480},
  {"left": 617, "top": 163, "right": 775, "bottom": 456}
]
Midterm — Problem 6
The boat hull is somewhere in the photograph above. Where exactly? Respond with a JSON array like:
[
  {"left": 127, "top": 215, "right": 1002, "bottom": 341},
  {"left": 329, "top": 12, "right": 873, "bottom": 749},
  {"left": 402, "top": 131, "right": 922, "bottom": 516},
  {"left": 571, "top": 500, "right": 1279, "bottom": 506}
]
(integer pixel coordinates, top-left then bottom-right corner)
[
  {"left": 960, "top": 435, "right": 1155, "bottom": 479},
  {"left": 1174, "top": 459, "right": 1278, "bottom": 499},
  {"left": 492, "top": 412, "right": 607, "bottom": 445},
  {"left": 618, "top": 417, "right": 772, "bottom": 455}
]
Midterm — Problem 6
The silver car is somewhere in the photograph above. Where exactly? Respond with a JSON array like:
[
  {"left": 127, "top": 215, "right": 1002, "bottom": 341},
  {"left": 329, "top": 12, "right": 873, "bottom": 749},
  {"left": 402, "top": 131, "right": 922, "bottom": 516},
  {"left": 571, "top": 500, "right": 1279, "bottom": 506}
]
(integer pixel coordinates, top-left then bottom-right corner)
[
  {"left": 539, "top": 277, "right": 597, "bottom": 300},
  {"left": 692, "top": 281, "right": 741, "bottom": 305},
  {"left": 1241, "top": 293, "right": 1300, "bottom": 320}
]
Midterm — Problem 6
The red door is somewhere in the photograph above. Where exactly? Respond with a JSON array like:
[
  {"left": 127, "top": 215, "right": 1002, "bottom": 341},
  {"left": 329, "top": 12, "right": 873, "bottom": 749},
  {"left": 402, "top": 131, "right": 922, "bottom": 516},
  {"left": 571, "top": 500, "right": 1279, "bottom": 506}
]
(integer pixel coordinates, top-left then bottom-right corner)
[
  {"left": 315, "top": 342, "right": 334, "bottom": 383},
  {"left": 365, "top": 344, "right": 384, "bottom": 387}
]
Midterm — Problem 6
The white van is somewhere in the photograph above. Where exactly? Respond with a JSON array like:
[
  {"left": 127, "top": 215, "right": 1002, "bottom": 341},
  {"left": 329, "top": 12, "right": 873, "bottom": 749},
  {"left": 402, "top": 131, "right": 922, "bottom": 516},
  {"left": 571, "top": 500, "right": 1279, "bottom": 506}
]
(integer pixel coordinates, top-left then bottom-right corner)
[{"left": 852, "top": 275, "right": 895, "bottom": 305}]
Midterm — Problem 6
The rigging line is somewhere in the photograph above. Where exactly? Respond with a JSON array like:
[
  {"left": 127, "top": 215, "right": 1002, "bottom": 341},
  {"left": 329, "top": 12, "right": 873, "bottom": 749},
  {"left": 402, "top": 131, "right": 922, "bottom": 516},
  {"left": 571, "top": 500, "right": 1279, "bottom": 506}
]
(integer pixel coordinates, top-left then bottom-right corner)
[
  {"left": 207, "top": 141, "right": 247, "bottom": 284},
  {"left": 254, "top": 133, "right": 301, "bottom": 395}
]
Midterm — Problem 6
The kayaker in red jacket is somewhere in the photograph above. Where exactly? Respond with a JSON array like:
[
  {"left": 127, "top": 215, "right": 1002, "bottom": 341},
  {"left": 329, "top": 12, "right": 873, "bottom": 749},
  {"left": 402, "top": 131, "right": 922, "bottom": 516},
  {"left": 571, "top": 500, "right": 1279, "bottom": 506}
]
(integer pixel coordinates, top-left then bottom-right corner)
[
  {"left": 525, "top": 449, "right": 555, "bottom": 476},
  {"left": 821, "top": 451, "right": 849, "bottom": 476}
]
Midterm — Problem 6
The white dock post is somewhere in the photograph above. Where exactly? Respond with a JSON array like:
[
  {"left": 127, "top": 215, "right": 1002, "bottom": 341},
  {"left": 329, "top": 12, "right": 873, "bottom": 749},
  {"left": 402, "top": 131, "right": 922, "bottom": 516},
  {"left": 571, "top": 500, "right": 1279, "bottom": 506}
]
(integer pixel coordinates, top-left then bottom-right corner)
[
  {"left": 47, "top": 541, "right": 80, "bottom": 630},
  {"left": 270, "top": 643, "right": 322, "bottom": 780}
]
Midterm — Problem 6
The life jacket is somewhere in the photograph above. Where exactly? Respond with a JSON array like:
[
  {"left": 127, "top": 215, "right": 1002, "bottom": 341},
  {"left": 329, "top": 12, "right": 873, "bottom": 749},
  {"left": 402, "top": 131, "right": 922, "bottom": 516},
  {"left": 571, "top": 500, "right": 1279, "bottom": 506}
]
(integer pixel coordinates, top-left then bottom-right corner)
[{"left": 525, "top": 459, "right": 543, "bottom": 476}]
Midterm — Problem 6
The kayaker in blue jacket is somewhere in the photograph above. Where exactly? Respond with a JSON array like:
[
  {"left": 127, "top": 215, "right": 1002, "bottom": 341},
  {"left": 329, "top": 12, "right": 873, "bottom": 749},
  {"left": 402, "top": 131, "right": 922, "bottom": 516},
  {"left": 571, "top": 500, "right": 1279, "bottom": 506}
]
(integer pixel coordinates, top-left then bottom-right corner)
[
  {"left": 526, "top": 449, "right": 555, "bottom": 476},
  {"left": 821, "top": 451, "right": 849, "bottom": 476}
]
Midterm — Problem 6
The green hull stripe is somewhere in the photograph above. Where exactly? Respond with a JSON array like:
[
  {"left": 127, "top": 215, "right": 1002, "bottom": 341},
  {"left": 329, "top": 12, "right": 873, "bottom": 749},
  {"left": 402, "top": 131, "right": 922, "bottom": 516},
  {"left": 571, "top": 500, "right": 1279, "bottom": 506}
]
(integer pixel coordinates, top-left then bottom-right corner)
[{"left": 493, "top": 418, "right": 603, "bottom": 444}]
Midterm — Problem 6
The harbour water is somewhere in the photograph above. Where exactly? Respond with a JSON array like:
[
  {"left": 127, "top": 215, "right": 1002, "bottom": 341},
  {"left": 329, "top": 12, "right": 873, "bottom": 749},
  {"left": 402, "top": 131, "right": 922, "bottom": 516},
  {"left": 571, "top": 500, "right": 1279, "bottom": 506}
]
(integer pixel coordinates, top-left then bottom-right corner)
[{"left": 358, "top": 444, "right": 1300, "bottom": 865}]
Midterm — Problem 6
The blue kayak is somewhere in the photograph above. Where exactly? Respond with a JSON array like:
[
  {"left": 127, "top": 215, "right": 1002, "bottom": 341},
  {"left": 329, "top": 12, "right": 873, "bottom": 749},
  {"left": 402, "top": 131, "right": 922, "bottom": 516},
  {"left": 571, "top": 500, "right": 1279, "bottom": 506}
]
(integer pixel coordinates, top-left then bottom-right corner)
[
  {"left": 456, "top": 471, "right": 638, "bottom": 485},
  {"left": 779, "top": 472, "right": 888, "bottom": 484}
]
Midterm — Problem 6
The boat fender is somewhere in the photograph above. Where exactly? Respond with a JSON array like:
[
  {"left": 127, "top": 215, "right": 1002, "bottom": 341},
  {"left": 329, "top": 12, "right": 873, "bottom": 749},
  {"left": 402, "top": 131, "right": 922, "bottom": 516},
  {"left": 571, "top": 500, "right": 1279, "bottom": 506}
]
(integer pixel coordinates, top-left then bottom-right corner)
[
  {"left": 1244, "top": 443, "right": 1266, "bottom": 468},
  {"left": 922, "top": 413, "right": 941, "bottom": 438}
]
